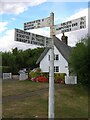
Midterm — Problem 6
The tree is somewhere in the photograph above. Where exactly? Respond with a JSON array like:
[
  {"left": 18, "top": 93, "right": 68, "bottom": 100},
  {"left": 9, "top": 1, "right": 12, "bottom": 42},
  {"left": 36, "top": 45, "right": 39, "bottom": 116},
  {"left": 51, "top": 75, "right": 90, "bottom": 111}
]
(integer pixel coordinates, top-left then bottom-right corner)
[
  {"left": 69, "top": 36, "right": 89, "bottom": 85},
  {"left": 2, "top": 47, "right": 45, "bottom": 74}
]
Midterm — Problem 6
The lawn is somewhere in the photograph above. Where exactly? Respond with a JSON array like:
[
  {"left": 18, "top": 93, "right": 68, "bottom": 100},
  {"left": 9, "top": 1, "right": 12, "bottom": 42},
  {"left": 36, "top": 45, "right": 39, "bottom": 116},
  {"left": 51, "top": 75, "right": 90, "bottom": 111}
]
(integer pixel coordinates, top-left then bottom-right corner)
[{"left": 2, "top": 79, "right": 88, "bottom": 118}]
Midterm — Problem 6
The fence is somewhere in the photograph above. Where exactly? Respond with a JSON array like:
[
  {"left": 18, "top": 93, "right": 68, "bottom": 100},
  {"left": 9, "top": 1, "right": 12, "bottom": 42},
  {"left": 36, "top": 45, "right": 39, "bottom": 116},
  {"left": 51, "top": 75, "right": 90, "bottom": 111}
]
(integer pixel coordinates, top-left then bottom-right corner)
[
  {"left": 3, "top": 73, "right": 12, "bottom": 80},
  {"left": 65, "top": 76, "right": 77, "bottom": 84},
  {"left": 19, "top": 73, "right": 28, "bottom": 80}
]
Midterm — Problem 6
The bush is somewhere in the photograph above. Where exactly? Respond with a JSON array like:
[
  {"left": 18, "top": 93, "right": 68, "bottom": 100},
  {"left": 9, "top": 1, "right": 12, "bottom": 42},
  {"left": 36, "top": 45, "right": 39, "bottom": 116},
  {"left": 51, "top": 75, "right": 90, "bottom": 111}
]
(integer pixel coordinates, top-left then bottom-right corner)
[
  {"left": 54, "top": 73, "right": 65, "bottom": 83},
  {"left": 55, "top": 78, "right": 65, "bottom": 84},
  {"left": 29, "top": 68, "right": 41, "bottom": 78},
  {"left": 31, "top": 77, "right": 37, "bottom": 82},
  {"left": 69, "top": 36, "right": 89, "bottom": 85},
  {"left": 29, "top": 68, "right": 65, "bottom": 84},
  {"left": 40, "top": 72, "right": 49, "bottom": 78},
  {"left": 2, "top": 66, "right": 11, "bottom": 73},
  {"left": 54, "top": 73, "right": 66, "bottom": 80},
  {"left": 36, "top": 76, "right": 48, "bottom": 83}
]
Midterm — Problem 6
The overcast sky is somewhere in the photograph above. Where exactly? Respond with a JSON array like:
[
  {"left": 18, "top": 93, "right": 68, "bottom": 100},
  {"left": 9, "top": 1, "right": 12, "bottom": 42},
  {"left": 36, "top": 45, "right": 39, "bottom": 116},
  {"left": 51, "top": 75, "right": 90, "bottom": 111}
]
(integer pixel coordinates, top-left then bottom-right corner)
[{"left": 0, "top": 1, "right": 89, "bottom": 52}]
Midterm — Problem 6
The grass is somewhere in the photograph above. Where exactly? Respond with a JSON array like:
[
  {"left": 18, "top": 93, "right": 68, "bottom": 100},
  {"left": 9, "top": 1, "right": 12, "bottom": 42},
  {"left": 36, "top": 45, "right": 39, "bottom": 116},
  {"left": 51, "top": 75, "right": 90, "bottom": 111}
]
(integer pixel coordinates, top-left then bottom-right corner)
[{"left": 2, "top": 79, "right": 88, "bottom": 118}]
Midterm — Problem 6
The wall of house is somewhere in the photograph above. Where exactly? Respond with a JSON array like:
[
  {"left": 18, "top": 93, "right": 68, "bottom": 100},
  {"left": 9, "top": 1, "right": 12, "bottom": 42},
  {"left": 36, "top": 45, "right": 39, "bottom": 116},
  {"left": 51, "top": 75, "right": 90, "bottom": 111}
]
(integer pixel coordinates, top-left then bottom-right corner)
[{"left": 40, "top": 46, "right": 69, "bottom": 76}]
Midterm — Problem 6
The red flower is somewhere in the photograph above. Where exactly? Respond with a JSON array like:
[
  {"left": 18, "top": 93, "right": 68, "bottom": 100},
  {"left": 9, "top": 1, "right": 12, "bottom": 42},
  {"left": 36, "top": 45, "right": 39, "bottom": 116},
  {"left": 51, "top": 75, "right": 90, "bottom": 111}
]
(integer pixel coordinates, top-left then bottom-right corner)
[{"left": 36, "top": 76, "right": 48, "bottom": 83}]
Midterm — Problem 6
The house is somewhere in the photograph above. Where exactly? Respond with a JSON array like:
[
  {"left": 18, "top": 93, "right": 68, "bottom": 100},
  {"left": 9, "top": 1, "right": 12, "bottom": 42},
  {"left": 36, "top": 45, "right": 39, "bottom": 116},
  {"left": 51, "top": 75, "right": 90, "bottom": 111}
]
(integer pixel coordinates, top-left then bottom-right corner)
[{"left": 36, "top": 35, "right": 72, "bottom": 76}]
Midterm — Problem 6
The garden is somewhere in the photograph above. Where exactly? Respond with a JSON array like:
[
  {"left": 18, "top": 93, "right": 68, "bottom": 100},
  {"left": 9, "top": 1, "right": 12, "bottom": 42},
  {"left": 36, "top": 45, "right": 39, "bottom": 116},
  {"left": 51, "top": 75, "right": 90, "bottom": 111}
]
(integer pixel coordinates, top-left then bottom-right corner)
[{"left": 28, "top": 68, "right": 66, "bottom": 84}]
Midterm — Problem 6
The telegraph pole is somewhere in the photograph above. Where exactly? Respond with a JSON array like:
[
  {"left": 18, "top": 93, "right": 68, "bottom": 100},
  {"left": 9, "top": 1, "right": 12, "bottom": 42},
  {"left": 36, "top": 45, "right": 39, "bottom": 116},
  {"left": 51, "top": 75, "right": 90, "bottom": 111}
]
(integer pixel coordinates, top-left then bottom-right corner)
[{"left": 48, "top": 12, "right": 55, "bottom": 118}]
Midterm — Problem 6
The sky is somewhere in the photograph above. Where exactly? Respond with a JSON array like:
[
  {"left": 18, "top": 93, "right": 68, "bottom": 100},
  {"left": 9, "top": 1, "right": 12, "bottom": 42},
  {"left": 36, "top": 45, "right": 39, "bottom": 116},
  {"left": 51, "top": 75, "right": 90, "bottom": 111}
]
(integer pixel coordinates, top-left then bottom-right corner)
[{"left": 0, "top": 1, "right": 89, "bottom": 52}]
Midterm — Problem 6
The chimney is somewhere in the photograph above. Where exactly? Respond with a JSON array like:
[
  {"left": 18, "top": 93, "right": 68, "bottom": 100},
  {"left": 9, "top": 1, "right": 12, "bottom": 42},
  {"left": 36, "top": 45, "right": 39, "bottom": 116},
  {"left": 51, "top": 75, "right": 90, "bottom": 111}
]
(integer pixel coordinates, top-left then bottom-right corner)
[{"left": 61, "top": 32, "right": 68, "bottom": 45}]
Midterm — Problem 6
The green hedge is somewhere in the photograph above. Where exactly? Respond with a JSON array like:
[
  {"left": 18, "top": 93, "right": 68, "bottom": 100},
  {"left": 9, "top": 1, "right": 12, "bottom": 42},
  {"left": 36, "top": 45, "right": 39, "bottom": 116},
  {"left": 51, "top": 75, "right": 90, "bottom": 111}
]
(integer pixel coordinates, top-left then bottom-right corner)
[
  {"left": 2, "top": 66, "right": 11, "bottom": 73},
  {"left": 0, "top": 66, "right": 2, "bottom": 72}
]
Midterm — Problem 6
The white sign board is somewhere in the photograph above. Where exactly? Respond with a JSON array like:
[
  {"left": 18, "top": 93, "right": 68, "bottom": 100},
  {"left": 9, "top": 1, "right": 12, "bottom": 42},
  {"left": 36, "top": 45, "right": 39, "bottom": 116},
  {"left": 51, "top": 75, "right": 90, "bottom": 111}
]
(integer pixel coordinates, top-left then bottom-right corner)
[
  {"left": 14, "top": 28, "right": 52, "bottom": 47},
  {"left": 54, "top": 16, "right": 86, "bottom": 34},
  {"left": 24, "top": 17, "right": 50, "bottom": 30}
]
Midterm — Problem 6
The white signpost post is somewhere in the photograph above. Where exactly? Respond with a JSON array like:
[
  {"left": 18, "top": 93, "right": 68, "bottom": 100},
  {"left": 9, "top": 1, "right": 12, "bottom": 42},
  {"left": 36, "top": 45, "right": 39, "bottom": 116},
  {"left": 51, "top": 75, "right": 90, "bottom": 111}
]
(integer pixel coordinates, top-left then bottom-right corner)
[{"left": 15, "top": 12, "right": 86, "bottom": 118}]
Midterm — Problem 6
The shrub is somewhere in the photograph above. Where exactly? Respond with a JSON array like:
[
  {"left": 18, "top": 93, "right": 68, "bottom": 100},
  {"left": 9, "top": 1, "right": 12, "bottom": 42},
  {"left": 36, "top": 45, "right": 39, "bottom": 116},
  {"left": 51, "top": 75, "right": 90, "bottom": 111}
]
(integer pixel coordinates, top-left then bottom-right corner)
[
  {"left": 40, "top": 72, "right": 49, "bottom": 78},
  {"left": 55, "top": 78, "right": 65, "bottom": 84},
  {"left": 36, "top": 76, "right": 48, "bottom": 83},
  {"left": 2, "top": 66, "right": 11, "bottom": 73},
  {"left": 31, "top": 77, "right": 37, "bottom": 82},
  {"left": 29, "top": 69, "right": 66, "bottom": 84},
  {"left": 59, "top": 73, "right": 66, "bottom": 80},
  {"left": 29, "top": 68, "right": 41, "bottom": 78},
  {"left": 54, "top": 73, "right": 65, "bottom": 84}
]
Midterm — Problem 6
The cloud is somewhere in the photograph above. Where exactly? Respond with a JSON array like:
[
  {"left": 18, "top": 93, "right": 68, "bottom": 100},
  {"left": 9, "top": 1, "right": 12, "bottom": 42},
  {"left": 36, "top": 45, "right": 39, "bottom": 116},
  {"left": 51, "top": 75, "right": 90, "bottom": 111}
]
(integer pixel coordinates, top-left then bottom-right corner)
[
  {"left": 28, "top": 27, "right": 50, "bottom": 37},
  {"left": 0, "top": 21, "right": 8, "bottom": 32},
  {"left": 0, "top": 28, "right": 49, "bottom": 52},
  {"left": 56, "top": 8, "right": 88, "bottom": 46},
  {"left": 0, "top": 0, "right": 47, "bottom": 15},
  {"left": 0, "top": 8, "right": 88, "bottom": 52}
]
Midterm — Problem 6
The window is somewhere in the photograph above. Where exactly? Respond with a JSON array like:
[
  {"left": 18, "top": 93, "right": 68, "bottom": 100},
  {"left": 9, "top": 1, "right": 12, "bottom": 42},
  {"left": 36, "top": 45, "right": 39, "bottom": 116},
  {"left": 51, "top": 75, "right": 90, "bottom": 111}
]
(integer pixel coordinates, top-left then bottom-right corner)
[
  {"left": 49, "top": 54, "right": 59, "bottom": 61},
  {"left": 54, "top": 54, "right": 59, "bottom": 60},
  {"left": 54, "top": 66, "right": 59, "bottom": 72},
  {"left": 48, "top": 55, "right": 50, "bottom": 61}
]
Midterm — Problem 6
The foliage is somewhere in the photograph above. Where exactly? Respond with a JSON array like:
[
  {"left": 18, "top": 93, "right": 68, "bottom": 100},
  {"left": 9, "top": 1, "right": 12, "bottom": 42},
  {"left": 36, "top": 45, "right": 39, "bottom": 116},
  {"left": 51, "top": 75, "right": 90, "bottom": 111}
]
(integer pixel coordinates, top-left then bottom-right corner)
[
  {"left": 29, "top": 71, "right": 38, "bottom": 78},
  {"left": 0, "top": 66, "right": 2, "bottom": 72},
  {"left": 29, "top": 70, "right": 48, "bottom": 83},
  {"left": 29, "top": 68, "right": 41, "bottom": 78},
  {"left": 54, "top": 73, "right": 66, "bottom": 81},
  {"left": 40, "top": 72, "right": 49, "bottom": 78},
  {"left": 29, "top": 70, "right": 65, "bottom": 84},
  {"left": 69, "top": 36, "right": 89, "bottom": 85},
  {"left": 36, "top": 76, "right": 48, "bottom": 83},
  {"left": 54, "top": 73, "right": 65, "bottom": 84},
  {"left": 2, "top": 47, "right": 45, "bottom": 74},
  {"left": 2, "top": 66, "right": 11, "bottom": 73}
]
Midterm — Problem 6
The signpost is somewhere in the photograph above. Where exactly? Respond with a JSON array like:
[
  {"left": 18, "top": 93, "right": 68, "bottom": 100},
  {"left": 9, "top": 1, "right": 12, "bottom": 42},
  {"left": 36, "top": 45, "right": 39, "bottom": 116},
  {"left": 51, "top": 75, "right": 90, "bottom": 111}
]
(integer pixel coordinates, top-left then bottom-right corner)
[
  {"left": 15, "top": 12, "right": 86, "bottom": 119},
  {"left": 54, "top": 16, "right": 86, "bottom": 34},
  {"left": 48, "top": 12, "right": 55, "bottom": 118},
  {"left": 14, "top": 28, "right": 52, "bottom": 47},
  {"left": 24, "top": 17, "right": 50, "bottom": 30},
  {"left": 15, "top": 14, "right": 55, "bottom": 118}
]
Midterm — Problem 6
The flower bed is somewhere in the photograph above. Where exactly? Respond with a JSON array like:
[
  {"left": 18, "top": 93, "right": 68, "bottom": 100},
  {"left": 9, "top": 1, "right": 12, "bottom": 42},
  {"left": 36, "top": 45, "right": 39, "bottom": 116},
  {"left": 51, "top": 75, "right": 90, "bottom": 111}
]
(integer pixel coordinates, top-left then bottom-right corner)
[
  {"left": 55, "top": 78, "right": 65, "bottom": 84},
  {"left": 36, "top": 76, "right": 48, "bottom": 83}
]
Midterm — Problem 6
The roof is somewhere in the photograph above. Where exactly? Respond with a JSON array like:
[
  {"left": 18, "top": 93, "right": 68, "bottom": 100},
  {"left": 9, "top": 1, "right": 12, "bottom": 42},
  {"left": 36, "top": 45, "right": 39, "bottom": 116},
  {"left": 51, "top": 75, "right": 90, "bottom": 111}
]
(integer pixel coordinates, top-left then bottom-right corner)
[{"left": 36, "top": 36, "right": 72, "bottom": 64}]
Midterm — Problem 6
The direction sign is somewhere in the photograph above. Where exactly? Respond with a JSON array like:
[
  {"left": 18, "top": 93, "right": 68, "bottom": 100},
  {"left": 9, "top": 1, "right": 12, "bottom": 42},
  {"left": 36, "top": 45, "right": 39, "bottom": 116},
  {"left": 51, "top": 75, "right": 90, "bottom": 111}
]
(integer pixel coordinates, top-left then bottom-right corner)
[
  {"left": 54, "top": 16, "right": 86, "bottom": 34},
  {"left": 14, "top": 28, "right": 52, "bottom": 47},
  {"left": 24, "top": 17, "right": 50, "bottom": 30}
]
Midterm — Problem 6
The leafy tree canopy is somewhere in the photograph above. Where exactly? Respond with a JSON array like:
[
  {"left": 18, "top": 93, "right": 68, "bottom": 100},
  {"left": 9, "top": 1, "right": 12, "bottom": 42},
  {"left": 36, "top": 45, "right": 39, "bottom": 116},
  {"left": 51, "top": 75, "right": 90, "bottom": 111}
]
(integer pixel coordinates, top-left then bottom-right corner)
[
  {"left": 69, "top": 36, "right": 89, "bottom": 85},
  {"left": 2, "top": 47, "right": 45, "bottom": 74}
]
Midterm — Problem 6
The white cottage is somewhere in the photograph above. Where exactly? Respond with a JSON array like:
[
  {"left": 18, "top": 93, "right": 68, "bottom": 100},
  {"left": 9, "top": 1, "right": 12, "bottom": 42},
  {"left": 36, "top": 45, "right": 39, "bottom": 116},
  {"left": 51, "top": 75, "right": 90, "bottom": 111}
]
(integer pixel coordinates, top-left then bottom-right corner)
[{"left": 36, "top": 36, "right": 72, "bottom": 76}]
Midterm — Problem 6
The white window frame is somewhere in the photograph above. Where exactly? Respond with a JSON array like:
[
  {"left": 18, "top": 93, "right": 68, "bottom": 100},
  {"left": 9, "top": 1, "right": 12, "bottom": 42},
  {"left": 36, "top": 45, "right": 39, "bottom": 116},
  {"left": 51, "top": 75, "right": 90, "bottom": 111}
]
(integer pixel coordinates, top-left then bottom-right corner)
[{"left": 54, "top": 66, "right": 59, "bottom": 73}]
